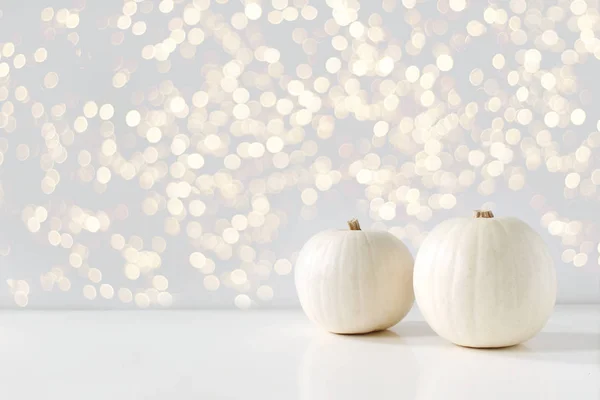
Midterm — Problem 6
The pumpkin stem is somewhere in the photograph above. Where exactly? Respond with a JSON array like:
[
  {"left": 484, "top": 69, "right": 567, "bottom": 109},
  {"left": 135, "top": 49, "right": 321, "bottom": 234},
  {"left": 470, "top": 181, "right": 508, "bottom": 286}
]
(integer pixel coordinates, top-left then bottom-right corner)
[
  {"left": 347, "top": 218, "right": 361, "bottom": 230},
  {"left": 474, "top": 210, "right": 494, "bottom": 218}
]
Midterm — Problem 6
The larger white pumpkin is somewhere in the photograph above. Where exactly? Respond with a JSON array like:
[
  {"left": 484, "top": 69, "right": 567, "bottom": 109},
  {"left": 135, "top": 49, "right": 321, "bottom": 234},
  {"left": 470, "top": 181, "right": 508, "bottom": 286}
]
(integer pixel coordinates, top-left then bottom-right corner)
[
  {"left": 413, "top": 210, "right": 557, "bottom": 348},
  {"left": 295, "top": 219, "right": 414, "bottom": 334}
]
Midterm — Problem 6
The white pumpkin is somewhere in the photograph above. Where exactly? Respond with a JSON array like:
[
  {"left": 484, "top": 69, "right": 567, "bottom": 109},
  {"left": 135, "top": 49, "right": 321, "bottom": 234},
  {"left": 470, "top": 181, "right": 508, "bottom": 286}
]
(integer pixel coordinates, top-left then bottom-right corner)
[
  {"left": 295, "top": 219, "right": 415, "bottom": 334},
  {"left": 413, "top": 210, "right": 557, "bottom": 348}
]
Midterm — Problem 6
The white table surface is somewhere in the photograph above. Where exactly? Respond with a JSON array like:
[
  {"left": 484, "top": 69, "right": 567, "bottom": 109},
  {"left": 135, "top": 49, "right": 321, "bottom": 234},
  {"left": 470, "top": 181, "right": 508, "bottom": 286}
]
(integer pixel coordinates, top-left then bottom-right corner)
[{"left": 1, "top": 305, "right": 598, "bottom": 400}]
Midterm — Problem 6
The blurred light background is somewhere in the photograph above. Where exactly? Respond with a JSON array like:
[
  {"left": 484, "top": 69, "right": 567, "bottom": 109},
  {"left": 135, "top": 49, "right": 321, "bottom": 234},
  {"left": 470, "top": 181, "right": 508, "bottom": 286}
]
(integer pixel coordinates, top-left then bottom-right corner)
[{"left": 0, "top": 0, "right": 599, "bottom": 308}]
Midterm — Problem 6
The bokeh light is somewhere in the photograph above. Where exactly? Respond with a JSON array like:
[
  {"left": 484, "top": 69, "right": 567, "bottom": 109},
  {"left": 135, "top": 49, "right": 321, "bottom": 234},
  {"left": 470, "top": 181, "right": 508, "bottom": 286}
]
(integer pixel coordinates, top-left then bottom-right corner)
[{"left": 0, "top": 0, "right": 598, "bottom": 309}]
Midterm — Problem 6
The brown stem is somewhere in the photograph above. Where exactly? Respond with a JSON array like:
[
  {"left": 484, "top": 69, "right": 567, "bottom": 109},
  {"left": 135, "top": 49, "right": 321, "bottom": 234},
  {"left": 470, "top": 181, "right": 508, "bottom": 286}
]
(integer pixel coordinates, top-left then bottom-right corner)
[
  {"left": 474, "top": 210, "right": 494, "bottom": 218},
  {"left": 347, "top": 218, "right": 361, "bottom": 230}
]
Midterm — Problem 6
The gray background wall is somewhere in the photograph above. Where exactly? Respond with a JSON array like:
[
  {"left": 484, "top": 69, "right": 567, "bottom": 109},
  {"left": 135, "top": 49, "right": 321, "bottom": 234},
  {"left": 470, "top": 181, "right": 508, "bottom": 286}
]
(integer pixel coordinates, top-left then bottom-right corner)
[{"left": 0, "top": 0, "right": 598, "bottom": 308}]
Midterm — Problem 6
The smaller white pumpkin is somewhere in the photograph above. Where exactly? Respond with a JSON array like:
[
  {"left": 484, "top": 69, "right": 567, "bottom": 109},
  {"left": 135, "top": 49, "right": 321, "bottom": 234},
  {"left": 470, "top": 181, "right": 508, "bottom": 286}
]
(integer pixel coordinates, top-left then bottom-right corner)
[
  {"left": 414, "top": 210, "right": 557, "bottom": 348},
  {"left": 295, "top": 219, "right": 415, "bottom": 334}
]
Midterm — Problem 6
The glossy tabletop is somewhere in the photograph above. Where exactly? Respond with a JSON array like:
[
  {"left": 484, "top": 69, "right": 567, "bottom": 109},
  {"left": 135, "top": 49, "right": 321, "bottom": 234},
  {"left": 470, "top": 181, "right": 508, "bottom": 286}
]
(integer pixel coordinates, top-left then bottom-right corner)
[{"left": 1, "top": 305, "right": 598, "bottom": 399}]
